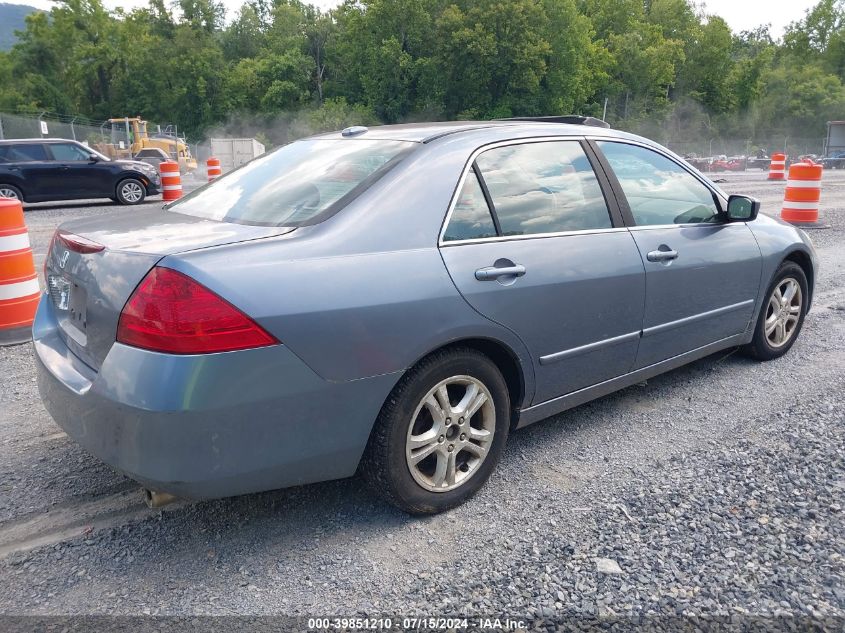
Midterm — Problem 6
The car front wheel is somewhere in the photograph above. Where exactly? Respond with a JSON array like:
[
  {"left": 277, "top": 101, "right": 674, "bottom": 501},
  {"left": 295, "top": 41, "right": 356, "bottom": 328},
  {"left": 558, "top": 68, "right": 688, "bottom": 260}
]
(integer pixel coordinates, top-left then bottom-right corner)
[
  {"left": 743, "top": 261, "right": 808, "bottom": 361},
  {"left": 116, "top": 178, "right": 146, "bottom": 205},
  {"left": 362, "top": 348, "right": 510, "bottom": 514},
  {"left": 0, "top": 184, "right": 24, "bottom": 202}
]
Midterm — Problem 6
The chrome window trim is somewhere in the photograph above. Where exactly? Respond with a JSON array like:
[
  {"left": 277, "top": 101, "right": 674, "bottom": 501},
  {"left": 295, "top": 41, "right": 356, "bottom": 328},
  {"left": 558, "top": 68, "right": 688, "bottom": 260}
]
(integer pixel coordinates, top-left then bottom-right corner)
[
  {"left": 627, "top": 222, "right": 735, "bottom": 232},
  {"left": 437, "top": 136, "right": 616, "bottom": 246},
  {"left": 586, "top": 136, "right": 729, "bottom": 223},
  {"left": 440, "top": 226, "right": 628, "bottom": 247}
]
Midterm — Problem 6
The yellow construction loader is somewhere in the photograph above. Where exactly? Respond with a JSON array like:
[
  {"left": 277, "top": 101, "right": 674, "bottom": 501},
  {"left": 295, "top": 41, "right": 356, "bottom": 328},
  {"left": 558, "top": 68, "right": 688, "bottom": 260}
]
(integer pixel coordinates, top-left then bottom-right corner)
[{"left": 96, "top": 117, "right": 197, "bottom": 172}]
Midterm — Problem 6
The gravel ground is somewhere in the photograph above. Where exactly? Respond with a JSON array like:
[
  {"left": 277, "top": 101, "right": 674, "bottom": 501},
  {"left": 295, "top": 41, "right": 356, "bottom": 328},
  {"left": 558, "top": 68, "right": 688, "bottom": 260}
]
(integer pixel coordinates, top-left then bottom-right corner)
[{"left": 0, "top": 170, "right": 843, "bottom": 630}]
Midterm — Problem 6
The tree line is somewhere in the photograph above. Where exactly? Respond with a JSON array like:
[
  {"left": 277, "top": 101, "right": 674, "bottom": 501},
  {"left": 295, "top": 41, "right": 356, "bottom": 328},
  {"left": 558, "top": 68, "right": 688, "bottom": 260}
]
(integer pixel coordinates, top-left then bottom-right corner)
[{"left": 0, "top": 0, "right": 843, "bottom": 147}]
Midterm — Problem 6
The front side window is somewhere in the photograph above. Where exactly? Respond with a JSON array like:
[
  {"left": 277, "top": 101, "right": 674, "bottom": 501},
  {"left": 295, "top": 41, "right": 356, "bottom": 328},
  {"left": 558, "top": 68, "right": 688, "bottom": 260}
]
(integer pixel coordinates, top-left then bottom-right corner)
[
  {"left": 474, "top": 141, "right": 612, "bottom": 236},
  {"left": 49, "top": 143, "right": 92, "bottom": 161},
  {"left": 443, "top": 170, "right": 498, "bottom": 241},
  {"left": 168, "top": 139, "right": 415, "bottom": 227},
  {"left": 597, "top": 141, "right": 720, "bottom": 226}
]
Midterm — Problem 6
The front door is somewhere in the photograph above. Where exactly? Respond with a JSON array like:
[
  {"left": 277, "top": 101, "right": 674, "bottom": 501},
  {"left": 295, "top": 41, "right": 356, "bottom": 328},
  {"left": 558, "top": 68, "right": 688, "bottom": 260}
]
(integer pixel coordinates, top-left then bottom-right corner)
[
  {"left": 439, "top": 139, "right": 646, "bottom": 405},
  {"left": 45, "top": 142, "right": 107, "bottom": 197},
  {"left": 595, "top": 140, "right": 762, "bottom": 368}
]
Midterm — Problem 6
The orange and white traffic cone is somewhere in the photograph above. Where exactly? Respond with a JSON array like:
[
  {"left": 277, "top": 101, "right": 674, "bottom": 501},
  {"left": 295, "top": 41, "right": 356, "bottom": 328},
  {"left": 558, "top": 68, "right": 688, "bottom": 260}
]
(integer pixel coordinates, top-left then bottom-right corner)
[
  {"left": 160, "top": 161, "right": 183, "bottom": 202},
  {"left": 781, "top": 162, "right": 823, "bottom": 226},
  {"left": 768, "top": 153, "right": 787, "bottom": 180},
  {"left": 207, "top": 157, "right": 222, "bottom": 182},
  {"left": 0, "top": 198, "right": 40, "bottom": 345}
]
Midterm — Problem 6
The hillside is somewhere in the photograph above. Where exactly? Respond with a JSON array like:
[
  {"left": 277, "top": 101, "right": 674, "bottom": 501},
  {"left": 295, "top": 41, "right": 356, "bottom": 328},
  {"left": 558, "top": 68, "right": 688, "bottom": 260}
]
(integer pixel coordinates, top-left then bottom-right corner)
[{"left": 0, "top": 3, "right": 38, "bottom": 51}]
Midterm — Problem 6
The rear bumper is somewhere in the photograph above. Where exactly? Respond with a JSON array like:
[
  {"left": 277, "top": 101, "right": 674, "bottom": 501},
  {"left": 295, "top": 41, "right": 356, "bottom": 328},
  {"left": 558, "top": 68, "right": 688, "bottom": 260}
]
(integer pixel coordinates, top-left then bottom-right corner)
[{"left": 33, "top": 295, "right": 399, "bottom": 499}]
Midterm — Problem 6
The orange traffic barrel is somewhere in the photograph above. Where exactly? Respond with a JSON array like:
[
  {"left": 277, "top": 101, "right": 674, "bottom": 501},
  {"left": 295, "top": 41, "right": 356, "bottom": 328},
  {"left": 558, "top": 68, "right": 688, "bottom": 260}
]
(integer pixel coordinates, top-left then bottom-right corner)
[
  {"left": 0, "top": 198, "right": 40, "bottom": 345},
  {"left": 160, "top": 161, "right": 182, "bottom": 201},
  {"left": 207, "top": 157, "right": 222, "bottom": 182},
  {"left": 768, "top": 153, "right": 786, "bottom": 180},
  {"left": 781, "top": 162, "right": 822, "bottom": 225}
]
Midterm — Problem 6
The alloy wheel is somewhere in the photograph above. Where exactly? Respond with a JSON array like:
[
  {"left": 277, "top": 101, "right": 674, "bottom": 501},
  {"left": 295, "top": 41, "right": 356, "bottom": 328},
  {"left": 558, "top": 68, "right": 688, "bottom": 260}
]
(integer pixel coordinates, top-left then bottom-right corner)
[
  {"left": 765, "top": 277, "right": 802, "bottom": 348},
  {"left": 0, "top": 187, "right": 20, "bottom": 200},
  {"left": 121, "top": 181, "right": 143, "bottom": 203},
  {"left": 405, "top": 375, "right": 496, "bottom": 492}
]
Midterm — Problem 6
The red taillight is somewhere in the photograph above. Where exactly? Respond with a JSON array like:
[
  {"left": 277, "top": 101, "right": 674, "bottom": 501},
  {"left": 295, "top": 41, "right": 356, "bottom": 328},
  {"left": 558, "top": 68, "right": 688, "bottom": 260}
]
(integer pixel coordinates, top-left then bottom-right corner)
[
  {"left": 116, "top": 267, "right": 278, "bottom": 354},
  {"left": 57, "top": 230, "right": 105, "bottom": 254}
]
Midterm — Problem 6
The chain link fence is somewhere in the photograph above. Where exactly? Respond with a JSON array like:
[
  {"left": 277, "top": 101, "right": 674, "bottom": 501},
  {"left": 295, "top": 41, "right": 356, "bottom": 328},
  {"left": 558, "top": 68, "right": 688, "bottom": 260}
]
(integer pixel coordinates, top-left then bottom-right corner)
[
  {"left": 0, "top": 111, "right": 192, "bottom": 161},
  {"left": 659, "top": 138, "right": 826, "bottom": 160}
]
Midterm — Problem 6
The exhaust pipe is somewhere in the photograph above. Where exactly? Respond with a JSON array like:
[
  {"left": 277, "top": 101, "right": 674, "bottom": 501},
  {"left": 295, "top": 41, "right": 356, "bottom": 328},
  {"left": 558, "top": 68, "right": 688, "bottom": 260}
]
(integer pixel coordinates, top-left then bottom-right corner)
[{"left": 143, "top": 488, "right": 178, "bottom": 509}]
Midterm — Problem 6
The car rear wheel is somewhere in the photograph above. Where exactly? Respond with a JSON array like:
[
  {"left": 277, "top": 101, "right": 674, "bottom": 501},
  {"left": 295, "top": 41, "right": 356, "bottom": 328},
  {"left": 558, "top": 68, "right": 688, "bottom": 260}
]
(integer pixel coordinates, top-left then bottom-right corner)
[
  {"left": 116, "top": 178, "right": 146, "bottom": 205},
  {"left": 742, "top": 261, "right": 808, "bottom": 361},
  {"left": 361, "top": 348, "right": 510, "bottom": 514},
  {"left": 0, "top": 184, "right": 23, "bottom": 202}
]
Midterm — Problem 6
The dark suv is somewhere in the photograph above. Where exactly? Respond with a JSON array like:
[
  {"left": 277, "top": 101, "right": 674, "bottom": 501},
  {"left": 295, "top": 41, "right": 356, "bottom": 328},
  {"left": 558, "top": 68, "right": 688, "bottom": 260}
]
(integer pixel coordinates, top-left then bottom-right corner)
[{"left": 0, "top": 138, "right": 161, "bottom": 205}]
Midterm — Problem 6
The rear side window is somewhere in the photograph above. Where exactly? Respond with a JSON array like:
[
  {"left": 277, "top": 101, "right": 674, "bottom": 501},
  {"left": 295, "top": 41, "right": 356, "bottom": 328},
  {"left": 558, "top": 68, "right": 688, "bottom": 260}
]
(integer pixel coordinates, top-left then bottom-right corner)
[
  {"left": 475, "top": 141, "right": 611, "bottom": 236},
  {"left": 443, "top": 170, "right": 497, "bottom": 241},
  {"left": 168, "top": 139, "right": 415, "bottom": 227},
  {"left": 0, "top": 144, "right": 48, "bottom": 162},
  {"left": 597, "top": 141, "right": 719, "bottom": 225},
  {"left": 48, "top": 143, "right": 91, "bottom": 161}
]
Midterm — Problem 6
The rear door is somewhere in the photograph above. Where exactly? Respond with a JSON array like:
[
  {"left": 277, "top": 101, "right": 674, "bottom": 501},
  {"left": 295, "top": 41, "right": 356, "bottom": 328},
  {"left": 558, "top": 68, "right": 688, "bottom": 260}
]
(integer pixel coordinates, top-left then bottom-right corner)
[
  {"left": 593, "top": 140, "right": 762, "bottom": 368},
  {"left": 439, "top": 139, "right": 646, "bottom": 405},
  {"left": 5, "top": 143, "right": 53, "bottom": 197}
]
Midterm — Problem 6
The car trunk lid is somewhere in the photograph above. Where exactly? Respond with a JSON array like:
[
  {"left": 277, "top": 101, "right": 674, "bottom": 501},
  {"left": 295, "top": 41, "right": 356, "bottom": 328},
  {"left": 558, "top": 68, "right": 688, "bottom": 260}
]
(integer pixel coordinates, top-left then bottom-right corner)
[{"left": 45, "top": 208, "right": 294, "bottom": 369}]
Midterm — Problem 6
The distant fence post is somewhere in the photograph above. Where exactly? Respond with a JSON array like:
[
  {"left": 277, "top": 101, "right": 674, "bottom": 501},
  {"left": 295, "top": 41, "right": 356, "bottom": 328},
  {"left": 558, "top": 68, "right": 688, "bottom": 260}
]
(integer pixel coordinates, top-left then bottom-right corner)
[{"left": 0, "top": 114, "right": 4, "bottom": 140}]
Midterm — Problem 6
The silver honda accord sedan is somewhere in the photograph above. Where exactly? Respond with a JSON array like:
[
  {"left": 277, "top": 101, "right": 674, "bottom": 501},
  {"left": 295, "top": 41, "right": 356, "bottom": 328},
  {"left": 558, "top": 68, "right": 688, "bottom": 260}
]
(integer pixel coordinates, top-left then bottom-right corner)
[{"left": 34, "top": 118, "right": 818, "bottom": 514}]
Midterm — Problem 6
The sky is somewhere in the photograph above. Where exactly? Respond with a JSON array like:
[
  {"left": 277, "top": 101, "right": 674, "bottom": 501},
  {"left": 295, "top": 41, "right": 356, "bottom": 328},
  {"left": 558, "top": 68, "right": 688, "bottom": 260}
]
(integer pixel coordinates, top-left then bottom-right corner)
[{"left": 3, "top": 0, "right": 822, "bottom": 38}]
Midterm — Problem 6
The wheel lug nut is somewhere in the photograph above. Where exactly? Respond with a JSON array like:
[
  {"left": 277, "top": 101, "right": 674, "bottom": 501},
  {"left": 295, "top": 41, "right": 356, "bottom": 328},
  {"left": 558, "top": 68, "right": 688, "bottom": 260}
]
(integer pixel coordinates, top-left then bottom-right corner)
[
  {"left": 438, "top": 435, "right": 445, "bottom": 443},
  {"left": 445, "top": 418, "right": 451, "bottom": 426},
  {"left": 460, "top": 433, "right": 466, "bottom": 441},
  {"left": 448, "top": 445, "right": 454, "bottom": 452},
  {"left": 458, "top": 417, "right": 465, "bottom": 425}
]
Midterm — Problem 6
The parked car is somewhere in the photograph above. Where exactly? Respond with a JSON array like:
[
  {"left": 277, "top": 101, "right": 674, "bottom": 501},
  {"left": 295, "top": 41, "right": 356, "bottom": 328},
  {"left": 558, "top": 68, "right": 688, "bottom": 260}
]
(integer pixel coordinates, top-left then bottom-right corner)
[
  {"left": 0, "top": 138, "right": 160, "bottom": 205},
  {"left": 133, "top": 147, "right": 171, "bottom": 171},
  {"left": 34, "top": 119, "right": 818, "bottom": 514},
  {"left": 822, "top": 151, "right": 845, "bottom": 169}
]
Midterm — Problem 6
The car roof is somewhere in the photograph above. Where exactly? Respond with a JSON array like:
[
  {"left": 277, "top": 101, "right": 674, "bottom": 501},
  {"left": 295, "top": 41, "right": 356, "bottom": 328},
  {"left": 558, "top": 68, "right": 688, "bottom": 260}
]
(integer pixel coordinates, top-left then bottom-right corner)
[
  {"left": 0, "top": 138, "right": 80, "bottom": 144},
  {"left": 309, "top": 120, "right": 634, "bottom": 143}
]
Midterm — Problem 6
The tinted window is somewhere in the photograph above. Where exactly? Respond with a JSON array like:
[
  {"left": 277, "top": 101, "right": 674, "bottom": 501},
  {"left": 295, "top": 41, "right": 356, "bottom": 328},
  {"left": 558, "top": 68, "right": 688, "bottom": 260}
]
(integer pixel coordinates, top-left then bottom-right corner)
[
  {"left": 475, "top": 141, "right": 611, "bottom": 236},
  {"left": 0, "top": 144, "right": 48, "bottom": 162},
  {"left": 136, "top": 149, "right": 164, "bottom": 158},
  {"left": 49, "top": 143, "right": 92, "bottom": 161},
  {"left": 598, "top": 141, "right": 719, "bottom": 225},
  {"left": 443, "top": 170, "right": 497, "bottom": 241},
  {"left": 169, "top": 139, "right": 414, "bottom": 227}
]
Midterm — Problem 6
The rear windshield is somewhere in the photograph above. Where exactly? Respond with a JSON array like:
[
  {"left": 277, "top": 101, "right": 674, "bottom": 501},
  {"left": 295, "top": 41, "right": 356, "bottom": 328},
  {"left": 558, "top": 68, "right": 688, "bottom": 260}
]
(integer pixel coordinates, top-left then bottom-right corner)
[{"left": 168, "top": 139, "right": 415, "bottom": 227}]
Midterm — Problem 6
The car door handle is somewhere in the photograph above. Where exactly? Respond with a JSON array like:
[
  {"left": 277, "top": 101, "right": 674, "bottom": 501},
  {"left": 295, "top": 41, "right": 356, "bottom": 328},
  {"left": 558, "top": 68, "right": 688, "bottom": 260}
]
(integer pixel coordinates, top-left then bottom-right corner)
[
  {"left": 475, "top": 264, "right": 526, "bottom": 281},
  {"left": 647, "top": 249, "right": 679, "bottom": 262}
]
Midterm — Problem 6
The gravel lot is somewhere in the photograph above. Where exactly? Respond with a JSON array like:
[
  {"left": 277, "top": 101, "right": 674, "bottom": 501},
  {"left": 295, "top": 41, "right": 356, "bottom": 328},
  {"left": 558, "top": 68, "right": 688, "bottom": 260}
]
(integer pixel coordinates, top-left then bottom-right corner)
[{"left": 0, "top": 170, "right": 843, "bottom": 629}]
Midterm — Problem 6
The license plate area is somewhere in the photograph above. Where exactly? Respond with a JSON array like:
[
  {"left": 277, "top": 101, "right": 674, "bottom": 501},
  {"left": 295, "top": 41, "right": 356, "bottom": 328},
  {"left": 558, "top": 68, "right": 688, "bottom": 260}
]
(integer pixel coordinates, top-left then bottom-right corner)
[
  {"left": 49, "top": 273, "right": 88, "bottom": 344},
  {"left": 68, "top": 282, "right": 87, "bottom": 333}
]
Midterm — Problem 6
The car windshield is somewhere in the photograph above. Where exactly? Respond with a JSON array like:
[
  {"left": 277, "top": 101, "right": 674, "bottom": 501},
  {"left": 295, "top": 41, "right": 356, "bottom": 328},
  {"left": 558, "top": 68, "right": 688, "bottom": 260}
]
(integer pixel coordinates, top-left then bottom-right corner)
[{"left": 168, "top": 139, "right": 415, "bottom": 227}]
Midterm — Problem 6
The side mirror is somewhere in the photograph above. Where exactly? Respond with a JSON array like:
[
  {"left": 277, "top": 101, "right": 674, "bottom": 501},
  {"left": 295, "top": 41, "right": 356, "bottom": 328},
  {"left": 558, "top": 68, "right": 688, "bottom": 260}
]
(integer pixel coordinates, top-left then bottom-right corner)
[
  {"left": 88, "top": 153, "right": 100, "bottom": 163},
  {"left": 726, "top": 195, "right": 760, "bottom": 222}
]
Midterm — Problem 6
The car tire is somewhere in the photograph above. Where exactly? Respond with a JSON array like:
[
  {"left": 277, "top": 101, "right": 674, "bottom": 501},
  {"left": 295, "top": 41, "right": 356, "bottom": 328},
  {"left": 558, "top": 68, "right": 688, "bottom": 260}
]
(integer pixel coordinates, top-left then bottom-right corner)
[
  {"left": 361, "top": 347, "right": 510, "bottom": 515},
  {"left": 116, "top": 178, "right": 146, "bottom": 205},
  {"left": 742, "top": 261, "right": 808, "bottom": 361},
  {"left": 0, "top": 184, "right": 24, "bottom": 202}
]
